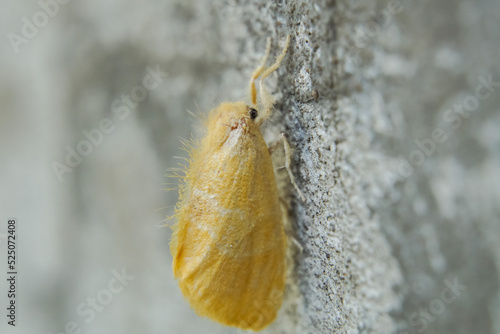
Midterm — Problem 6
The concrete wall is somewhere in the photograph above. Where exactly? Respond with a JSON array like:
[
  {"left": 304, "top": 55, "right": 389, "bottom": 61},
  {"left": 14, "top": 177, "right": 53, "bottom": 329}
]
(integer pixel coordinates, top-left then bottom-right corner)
[{"left": 0, "top": 0, "right": 498, "bottom": 333}]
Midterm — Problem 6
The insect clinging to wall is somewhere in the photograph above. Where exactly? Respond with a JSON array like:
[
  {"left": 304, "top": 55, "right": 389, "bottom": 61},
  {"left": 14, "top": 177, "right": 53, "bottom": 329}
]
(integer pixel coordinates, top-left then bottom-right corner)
[{"left": 169, "top": 35, "right": 304, "bottom": 331}]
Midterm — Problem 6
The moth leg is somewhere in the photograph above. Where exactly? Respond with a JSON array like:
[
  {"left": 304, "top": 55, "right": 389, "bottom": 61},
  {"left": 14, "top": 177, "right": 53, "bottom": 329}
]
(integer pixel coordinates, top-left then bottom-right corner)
[
  {"left": 249, "top": 37, "right": 271, "bottom": 107},
  {"left": 258, "top": 35, "right": 291, "bottom": 124},
  {"left": 290, "top": 235, "right": 304, "bottom": 253},
  {"left": 269, "top": 133, "right": 306, "bottom": 201}
]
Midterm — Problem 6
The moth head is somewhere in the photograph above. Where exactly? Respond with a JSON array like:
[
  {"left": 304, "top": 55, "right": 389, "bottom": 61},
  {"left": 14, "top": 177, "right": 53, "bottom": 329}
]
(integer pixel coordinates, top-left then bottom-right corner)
[{"left": 208, "top": 102, "right": 261, "bottom": 135}]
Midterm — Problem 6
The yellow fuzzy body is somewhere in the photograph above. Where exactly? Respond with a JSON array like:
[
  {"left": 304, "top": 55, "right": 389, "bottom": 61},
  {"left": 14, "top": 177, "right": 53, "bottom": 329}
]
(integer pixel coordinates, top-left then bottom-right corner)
[{"left": 170, "top": 101, "right": 286, "bottom": 331}]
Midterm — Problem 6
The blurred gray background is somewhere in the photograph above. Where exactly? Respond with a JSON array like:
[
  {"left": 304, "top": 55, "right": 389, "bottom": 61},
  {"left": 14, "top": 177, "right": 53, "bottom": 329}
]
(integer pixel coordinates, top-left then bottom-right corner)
[{"left": 0, "top": 0, "right": 499, "bottom": 333}]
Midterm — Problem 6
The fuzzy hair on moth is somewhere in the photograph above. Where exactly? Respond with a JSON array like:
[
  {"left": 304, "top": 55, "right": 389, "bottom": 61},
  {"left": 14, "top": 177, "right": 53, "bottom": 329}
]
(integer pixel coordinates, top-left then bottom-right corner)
[{"left": 169, "top": 35, "right": 304, "bottom": 331}]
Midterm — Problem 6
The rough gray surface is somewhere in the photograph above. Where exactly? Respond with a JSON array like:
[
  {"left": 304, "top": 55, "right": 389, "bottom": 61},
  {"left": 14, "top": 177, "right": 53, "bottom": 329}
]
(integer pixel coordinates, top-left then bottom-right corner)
[{"left": 0, "top": 0, "right": 499, "bottom": 334}]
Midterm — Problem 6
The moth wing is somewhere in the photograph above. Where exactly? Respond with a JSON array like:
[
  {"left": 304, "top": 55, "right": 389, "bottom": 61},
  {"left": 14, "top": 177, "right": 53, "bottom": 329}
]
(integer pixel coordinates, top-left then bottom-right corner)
[{"left": 171, "top": 129, "right": 286, "bottom": 330}]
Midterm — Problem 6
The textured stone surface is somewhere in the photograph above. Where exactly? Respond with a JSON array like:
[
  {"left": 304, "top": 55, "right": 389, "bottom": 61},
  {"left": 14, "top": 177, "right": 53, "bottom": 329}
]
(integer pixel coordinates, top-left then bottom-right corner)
[{"left": 0, "top": 0, "right": 499, "bottom": 333}]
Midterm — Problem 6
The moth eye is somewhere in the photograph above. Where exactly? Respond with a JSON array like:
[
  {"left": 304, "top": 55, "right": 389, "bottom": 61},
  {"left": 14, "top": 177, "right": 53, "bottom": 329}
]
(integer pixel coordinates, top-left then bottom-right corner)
[{"left": 249, "top": 108, "right": 258, "bottom": 120}]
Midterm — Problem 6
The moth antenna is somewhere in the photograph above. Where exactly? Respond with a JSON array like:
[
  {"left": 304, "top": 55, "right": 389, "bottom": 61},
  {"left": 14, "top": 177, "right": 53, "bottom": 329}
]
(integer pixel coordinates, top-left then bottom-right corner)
[
  {"left": 249, "top": 37, "right": 272, "bottom": 106},
  {"left": 258, "top": 35, "right": 290, "bottom": 124}
]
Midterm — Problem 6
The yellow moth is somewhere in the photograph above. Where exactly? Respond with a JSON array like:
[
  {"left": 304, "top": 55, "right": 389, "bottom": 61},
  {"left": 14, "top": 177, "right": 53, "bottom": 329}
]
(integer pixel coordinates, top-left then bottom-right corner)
[{"left": 170, "top": 35, "right": 304, "bottom": 331}]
